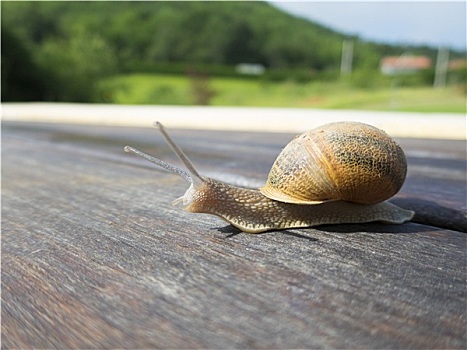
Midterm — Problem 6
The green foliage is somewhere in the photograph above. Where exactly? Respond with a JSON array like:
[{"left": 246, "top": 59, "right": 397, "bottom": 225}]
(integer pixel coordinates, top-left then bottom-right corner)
[
  {"left": 1, "top": 28, "right": 48, "bottom": 101},
  {"left": 2, "top": 2, "right": 118, "bottom": 102},
  {"left": 36, "top": 29, "right": 118, "bottom": 102},
  {"left": 2, "top": 2, "right": 343, "bottom": 69}
]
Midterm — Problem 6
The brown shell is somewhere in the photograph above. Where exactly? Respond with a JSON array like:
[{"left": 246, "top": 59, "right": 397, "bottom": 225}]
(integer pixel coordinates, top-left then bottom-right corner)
[{"left": 260, "top": 122, "right": 407, "bottom": 204}]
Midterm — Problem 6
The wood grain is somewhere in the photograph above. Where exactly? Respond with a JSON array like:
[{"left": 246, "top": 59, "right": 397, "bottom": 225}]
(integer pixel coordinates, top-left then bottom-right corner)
[{"left": 2, "top": 121, "right": 466, "bottom": 349}]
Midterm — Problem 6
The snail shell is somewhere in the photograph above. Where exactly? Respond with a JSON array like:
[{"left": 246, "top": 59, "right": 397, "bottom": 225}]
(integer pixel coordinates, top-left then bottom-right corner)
[{"left": 260, "top": 122, "right": 407, "bottom": 205}]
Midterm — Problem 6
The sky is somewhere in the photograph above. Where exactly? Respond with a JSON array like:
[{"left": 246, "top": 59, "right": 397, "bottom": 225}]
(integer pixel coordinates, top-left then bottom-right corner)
[{"left": 270, "top": 1, "right": 466, "bottom": 51}]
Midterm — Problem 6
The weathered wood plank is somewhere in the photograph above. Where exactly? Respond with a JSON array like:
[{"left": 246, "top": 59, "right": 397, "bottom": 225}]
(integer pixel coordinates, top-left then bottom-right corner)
[{"left": 2, "top": 121, "right": 466, "bottom": 349}]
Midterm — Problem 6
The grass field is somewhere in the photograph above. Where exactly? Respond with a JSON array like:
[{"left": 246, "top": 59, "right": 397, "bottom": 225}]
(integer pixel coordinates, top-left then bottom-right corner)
[{"left": 98, "top": 73, "right": 466, "bottom": 113}]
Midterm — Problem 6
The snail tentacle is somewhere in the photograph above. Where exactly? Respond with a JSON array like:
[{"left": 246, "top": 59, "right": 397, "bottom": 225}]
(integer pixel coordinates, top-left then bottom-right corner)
[
  {"left": 154, "top": 121, "right": 204, "bottom": 187},
  {"left": 124, "top": 146, "right": 193, "bottom": 184}
]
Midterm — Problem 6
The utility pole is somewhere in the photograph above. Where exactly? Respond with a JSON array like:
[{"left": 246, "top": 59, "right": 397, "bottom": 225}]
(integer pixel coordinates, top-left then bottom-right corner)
[
  {"left": 434, "top": 47, "right": 449, "bottom": 89},
  {"left": 341, "top": 39, "right": 353, "bottom": 76}
]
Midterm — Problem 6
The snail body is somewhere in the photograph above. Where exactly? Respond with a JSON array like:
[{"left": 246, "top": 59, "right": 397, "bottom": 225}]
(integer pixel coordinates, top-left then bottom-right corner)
[{"left": 125, "top": 122, "right": 414, "bottom": 233}]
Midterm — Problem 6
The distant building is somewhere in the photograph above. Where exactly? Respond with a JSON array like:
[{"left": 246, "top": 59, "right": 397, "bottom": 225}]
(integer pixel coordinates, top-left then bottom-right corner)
[
  {"left": 235, "top": 63, "right": 265, "bottom": 75},
  {"left": 380, "top": 56, "right": 432, "bottom": 75}
]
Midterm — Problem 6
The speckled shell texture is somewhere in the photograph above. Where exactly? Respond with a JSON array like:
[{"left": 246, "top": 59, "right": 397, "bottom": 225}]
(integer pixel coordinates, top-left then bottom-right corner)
[{"left": 260, "top": 122, "right": 407, "bottom": 204}]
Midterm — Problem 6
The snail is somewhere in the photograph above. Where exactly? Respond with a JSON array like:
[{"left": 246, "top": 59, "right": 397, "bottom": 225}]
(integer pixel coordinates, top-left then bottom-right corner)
[{"left": 124, "top": 121, "right": 414, "bottom": 233}]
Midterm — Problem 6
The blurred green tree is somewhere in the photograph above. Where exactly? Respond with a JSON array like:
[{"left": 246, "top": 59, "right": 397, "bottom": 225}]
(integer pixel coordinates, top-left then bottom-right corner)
[
  {"left": 1, "top": 29, "right": 48, "bottom": 101},
  {"left": 37, "top": 29, "right": 118, "bottom": 102}
]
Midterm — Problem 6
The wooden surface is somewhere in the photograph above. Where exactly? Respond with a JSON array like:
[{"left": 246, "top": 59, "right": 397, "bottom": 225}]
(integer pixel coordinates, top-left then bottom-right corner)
[{"left": 2, "top": 121, "right": 466, "bottom": 349}]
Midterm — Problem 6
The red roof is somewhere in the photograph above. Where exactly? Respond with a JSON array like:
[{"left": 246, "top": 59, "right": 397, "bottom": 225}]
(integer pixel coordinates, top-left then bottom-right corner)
[{"left": 380, "top": 56, "right": 432, "bottom": 75}]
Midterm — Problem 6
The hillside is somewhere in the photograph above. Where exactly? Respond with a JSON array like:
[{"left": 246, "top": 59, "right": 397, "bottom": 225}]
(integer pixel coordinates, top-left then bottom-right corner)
[{"left": 2, "top": 2, "right": 349, "bottom": 67}]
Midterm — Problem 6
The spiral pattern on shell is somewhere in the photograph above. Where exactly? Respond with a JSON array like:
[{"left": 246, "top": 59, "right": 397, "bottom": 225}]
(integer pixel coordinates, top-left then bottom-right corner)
[{"left": 260, "top": 122, "right": 408, "bottom": 205}]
